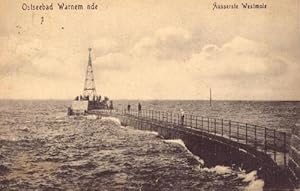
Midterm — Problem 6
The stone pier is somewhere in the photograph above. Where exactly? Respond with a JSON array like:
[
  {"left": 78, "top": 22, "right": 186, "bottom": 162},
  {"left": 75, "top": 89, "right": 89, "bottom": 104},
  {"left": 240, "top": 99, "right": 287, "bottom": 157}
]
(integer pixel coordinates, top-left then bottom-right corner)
[{"left": 289, "top": 120, "right": 300, "bottom": 187}]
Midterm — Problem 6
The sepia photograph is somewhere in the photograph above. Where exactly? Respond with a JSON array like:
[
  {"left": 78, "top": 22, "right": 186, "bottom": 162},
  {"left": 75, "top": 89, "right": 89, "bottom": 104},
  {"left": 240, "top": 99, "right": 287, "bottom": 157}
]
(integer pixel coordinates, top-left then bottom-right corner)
[{"left": 0, "top": 0, "right": 299, "bottom": 190}]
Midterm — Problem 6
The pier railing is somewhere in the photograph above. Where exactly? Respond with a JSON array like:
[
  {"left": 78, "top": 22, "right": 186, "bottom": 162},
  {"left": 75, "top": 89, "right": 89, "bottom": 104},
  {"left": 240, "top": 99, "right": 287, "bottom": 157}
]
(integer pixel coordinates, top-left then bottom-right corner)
[{"left": 100, "top": 108, "right": 289, "bottom": 167}]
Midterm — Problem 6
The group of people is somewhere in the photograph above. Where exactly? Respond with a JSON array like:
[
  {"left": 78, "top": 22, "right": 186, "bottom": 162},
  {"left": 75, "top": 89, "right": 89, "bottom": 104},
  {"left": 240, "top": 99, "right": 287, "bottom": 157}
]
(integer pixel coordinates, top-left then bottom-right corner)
[
  {"left": 127, "top": 102, "right": 142, "bottom": 112},
  {"left": 74, "top": 95, "right": 102, "bottom": 102},
  {"left": 126, "top": 103, "right": 185, "bottom": 125}
]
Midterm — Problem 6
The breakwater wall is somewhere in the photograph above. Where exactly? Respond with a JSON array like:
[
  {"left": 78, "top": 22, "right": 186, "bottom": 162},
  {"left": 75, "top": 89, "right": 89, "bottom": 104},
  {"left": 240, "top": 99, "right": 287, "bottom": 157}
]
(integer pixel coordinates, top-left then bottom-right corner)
[
  {"left": 289, "top": 120, "right": 300, "bottom": 187},
  {"left": 95, "top": 110, "right": 294, "bottom": 188}
]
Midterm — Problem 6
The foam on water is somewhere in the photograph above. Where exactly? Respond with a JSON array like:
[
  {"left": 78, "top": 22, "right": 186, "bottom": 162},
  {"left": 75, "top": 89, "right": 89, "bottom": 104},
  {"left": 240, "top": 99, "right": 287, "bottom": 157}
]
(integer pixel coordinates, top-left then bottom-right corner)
[
  {"left": 164, "top": 139, "right": 204, "bottom": 165},
  {"left": 244, "top": 179, "right": 264, "bottom": 191},
  {"left": 140, "top": 130, "right": 159, "bottom": 136},
  {"left": 55, "top": 112, "right": 67, "bottom": 119},
  {"left": 121, "top": 125, "right": 159, "bottom": 136},
  {"left": 86, "top": 114, "right": 99, "bottom": 120},
  {"left": 100, "top": 117, "right": 121, "bottom": 126},
  {"left": 202, "top": 165, "right": 232, "bottom": 175},
  {"left": 238, "top": 170, "right": 264, "bottom": 191}
]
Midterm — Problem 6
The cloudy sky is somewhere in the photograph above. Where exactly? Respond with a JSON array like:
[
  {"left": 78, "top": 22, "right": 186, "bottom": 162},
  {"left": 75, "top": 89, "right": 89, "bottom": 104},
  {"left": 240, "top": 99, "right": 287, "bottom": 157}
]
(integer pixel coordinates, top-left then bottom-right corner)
[{"left": 0, "top": 0, "right": 299, "bottom": 100}]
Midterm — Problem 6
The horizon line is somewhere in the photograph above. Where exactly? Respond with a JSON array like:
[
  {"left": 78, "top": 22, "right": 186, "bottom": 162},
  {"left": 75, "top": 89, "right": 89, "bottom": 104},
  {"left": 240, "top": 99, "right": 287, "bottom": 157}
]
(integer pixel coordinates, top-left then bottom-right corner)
[{"left": 0, "top": 98, "right": 299, "bottom": 102}]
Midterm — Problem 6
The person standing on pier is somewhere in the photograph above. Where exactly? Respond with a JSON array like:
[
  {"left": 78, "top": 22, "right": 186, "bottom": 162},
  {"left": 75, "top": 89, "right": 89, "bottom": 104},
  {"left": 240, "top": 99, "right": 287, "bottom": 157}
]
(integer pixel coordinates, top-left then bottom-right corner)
[
  {"left": 138, "top": 103, "right": 142, "bottom": 112},
  {"left": 180, "top": 109, "right": 185, "bottom": 126},
  {"left": 127, "top": 104, "right": 131, "bottom": 113}
]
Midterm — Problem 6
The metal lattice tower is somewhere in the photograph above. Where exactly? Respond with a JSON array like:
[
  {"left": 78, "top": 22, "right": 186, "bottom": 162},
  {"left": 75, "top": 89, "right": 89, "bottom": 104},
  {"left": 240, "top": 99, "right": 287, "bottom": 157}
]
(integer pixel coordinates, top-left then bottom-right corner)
[{"left": 83, "top": 48, "right": 97, "bottom": 98}]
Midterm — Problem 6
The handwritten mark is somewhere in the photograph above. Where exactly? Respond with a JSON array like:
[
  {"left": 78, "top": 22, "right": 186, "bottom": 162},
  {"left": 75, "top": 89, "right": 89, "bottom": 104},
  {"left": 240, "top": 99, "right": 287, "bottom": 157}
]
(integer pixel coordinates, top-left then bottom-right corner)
[{"left": 16, "top": 25, "right": 22, "bottom": 34}]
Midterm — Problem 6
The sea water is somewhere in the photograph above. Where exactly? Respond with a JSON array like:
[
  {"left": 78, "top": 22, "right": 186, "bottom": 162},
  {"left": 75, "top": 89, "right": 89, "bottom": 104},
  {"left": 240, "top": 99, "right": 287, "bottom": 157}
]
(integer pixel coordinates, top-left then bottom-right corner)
[{"left": 0, "top": 100, "right": 298, "bottom": 190}]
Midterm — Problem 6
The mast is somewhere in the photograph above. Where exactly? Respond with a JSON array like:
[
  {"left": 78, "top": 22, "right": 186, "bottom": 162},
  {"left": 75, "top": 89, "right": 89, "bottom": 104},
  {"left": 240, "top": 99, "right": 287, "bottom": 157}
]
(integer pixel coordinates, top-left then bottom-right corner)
[
  {"left": 83, "top": 48, "right": 97, "bottom": 99},
  {"left": 210, "top": 88, "right": 212, "bottom": 106}
]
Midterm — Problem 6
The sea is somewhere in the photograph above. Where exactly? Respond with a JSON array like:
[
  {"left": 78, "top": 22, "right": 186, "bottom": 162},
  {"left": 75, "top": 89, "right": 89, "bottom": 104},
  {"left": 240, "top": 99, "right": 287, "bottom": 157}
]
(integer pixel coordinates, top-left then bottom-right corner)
[{"left": 0, "top": 100, "right": 299, "bottom": 190}]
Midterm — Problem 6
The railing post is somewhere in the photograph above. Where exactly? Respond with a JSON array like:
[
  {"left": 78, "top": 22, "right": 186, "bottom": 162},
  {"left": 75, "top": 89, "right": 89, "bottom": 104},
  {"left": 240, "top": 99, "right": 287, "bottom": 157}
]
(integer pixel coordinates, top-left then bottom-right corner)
[
  {"left": 201, "top": 116, "right": 203, "bottom": 130},
  {"left": 159, "top": 111, "right": 161, "bottom": 121},
  {"left": 196, "top": 116, "right": 198, "bottom": 129},
  {"left": 229, "top": 120, "right": 231, "bottom": 139},
  {"left": 264, "top": 127, "right": 267, "bottom": 153},
  {"left": 237, "top": 122, "right": 239, "bottom": 142},
  {"left": 273, "top": 129, "right": 276, "bottom": 162},
  {"left": 151, "top": 110, "right": 153, "bottom": 121},
  {"left": 208, "top": 118, "right": 210, "bottom": 133},
  {"left": 214, "top": 119, "right": 216, "bottom": 134},
  {"left": 163, "top": 112, "right": 168, "bottom": 122},
  {"left": 254, "top": 125, "right": 257, "bottom": 148},
  {"left": 166, "top": 112, "right": 168, "bottom": 123},
  {"left": 246, "top": 123, "right": 248, "bottom": 145},
  {"left": 170, "top": 112, "right": 173, "bottom": 125},
  {"left": 284, "top": 132, "right": 287, "bottom": 167},
  {"left": 153, "top": 111, "right": 155, "bottom": 121},
  {"left": 221, "top": 119, "right": 223, "bottom": 136}
]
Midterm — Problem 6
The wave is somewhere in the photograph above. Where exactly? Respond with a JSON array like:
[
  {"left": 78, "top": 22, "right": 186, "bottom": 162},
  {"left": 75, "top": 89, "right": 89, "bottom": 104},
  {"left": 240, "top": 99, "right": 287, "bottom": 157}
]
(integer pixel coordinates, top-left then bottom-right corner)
[
  {"left": 163, "top": 139, "right": 204, "bottom": 166},
  {"left": 238, "top": 170, "right": 264, "bottom": 191},
  {"left": 119, "top": 125, "right": 159, "bottom": 136},
  {"left": 202, "top": 165, "right": 232, "bottom": 175},
  {"left": 100, "top": 117, "right": 121, "bottom": 126},
  {"left": 165, "top": 139, "right": 264, "bottom": 191}
]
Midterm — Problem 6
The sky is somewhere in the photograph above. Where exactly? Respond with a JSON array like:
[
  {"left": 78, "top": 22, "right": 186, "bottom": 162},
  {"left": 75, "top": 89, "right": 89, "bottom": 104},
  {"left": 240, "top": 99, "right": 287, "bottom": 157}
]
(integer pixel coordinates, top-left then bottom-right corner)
[{"left": 0, "top": 0, "right": 299, "bottom": 100}]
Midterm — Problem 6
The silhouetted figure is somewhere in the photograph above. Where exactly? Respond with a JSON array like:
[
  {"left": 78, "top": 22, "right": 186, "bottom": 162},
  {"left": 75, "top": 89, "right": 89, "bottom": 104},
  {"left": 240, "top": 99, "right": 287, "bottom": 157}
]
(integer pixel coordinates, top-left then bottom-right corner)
[
  {"left": 109, "top": 100, "right": 114, "bottom": 110},
  {"left": 75, "top": 96, "right": 79, "bottom": 100},
  {"left": 180, "top": 109, "right": 185, "bottom": 126},
  {"left": 67, "top": 107, "right": 73, "bottom": 115},
  {"left": 138, "top": 103, "right": 142, "bottom": 112},
  {"left": 127, "top": 104, "right": 131, "bottom": 112}
]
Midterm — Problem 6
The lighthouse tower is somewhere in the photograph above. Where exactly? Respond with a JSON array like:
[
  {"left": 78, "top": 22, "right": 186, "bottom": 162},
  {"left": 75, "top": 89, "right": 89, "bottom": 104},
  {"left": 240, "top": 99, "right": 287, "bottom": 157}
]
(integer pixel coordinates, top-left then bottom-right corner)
[
  {"left": 83, "top": 48, "right": 97, "bottom": 99},
  {"left": 69, "top": 48, "right": 111, "bottom": 114}
]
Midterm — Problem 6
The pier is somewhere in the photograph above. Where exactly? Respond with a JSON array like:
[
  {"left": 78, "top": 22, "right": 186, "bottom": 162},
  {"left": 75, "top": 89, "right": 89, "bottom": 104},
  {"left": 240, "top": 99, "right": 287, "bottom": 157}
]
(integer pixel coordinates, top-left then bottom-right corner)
[{"left": 92, "top": 108, "right": 298, "bottom": 189}]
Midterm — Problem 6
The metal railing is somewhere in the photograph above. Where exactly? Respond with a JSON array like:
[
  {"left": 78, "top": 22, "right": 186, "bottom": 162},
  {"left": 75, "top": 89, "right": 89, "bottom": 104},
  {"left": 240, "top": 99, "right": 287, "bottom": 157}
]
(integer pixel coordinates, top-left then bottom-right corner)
[{"left": 99, "top": 108, "right": 289, "bottom": 167}]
